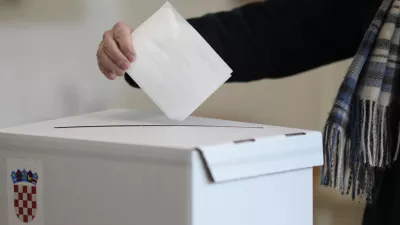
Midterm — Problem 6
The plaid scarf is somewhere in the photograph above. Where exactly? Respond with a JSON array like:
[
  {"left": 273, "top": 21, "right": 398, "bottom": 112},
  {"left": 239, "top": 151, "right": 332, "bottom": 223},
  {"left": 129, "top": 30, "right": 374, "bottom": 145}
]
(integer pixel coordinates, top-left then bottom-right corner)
[{"left": 322, "top": 0, "right": 400, "bottom": 203}]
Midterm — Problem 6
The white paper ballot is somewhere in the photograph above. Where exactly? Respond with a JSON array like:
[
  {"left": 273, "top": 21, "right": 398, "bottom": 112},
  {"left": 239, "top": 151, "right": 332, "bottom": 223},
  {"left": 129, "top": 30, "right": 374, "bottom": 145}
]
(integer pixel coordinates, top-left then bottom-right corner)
[{"left": 125, "top": 1, "right": 232, "bottom": 121}]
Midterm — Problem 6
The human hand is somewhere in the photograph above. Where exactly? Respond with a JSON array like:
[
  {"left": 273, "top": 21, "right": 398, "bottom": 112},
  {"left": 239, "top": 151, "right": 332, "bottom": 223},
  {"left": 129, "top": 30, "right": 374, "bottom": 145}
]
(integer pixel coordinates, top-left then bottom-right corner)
[{"left": 97, "top": 22, "right": 136, "bottom": 80}]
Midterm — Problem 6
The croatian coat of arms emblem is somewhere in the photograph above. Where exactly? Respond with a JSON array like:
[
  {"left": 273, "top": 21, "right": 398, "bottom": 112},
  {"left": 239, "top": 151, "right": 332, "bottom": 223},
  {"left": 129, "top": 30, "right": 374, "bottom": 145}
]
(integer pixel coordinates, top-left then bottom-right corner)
[{"left": 10, "top": 169, "right": 39, "bottom": 223}]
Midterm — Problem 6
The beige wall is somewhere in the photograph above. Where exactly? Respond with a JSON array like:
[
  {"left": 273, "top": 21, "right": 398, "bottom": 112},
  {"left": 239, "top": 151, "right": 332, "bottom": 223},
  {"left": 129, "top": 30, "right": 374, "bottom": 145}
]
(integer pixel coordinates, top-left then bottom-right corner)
[{"left": 0, "top": 0, "right": 366, "bottom": 224}]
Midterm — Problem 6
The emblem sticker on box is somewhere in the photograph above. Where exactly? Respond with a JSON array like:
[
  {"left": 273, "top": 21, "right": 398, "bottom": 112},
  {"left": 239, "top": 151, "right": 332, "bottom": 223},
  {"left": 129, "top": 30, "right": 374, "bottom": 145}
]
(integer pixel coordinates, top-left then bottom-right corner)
[{"left": 7, "top": 158, "right": 44, "bottom": 225}]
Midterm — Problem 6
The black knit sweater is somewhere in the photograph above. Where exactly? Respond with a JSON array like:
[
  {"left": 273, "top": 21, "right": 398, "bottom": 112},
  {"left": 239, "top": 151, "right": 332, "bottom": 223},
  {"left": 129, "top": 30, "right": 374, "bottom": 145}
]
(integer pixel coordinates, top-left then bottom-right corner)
[{"left": 125, "top": 0, "right": 381, "bottom": 87}]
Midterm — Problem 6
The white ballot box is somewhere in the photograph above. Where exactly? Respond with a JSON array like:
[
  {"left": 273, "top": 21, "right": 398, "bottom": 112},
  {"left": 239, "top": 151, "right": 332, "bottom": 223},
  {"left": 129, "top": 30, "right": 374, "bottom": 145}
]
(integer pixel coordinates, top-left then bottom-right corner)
[{"left": 0, "top": 109, "right": 322, "bottom": 225}]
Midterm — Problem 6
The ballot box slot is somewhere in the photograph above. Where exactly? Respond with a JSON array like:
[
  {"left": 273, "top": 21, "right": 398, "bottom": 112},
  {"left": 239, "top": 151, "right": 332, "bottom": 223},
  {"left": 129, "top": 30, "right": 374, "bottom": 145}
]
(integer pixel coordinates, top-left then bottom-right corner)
[{"left": 53, "top": 124, "right": 264, "bottom": 129}]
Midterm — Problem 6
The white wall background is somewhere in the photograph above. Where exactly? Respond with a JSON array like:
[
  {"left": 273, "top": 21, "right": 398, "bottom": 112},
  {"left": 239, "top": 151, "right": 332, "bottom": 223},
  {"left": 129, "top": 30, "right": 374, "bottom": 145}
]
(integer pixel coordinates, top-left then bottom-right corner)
[
  {"left": 0, "top": 0, "right": 365, "bottom": 224},
  {"left": 0, "top": 0, "right": 334, "bottom": 130}
]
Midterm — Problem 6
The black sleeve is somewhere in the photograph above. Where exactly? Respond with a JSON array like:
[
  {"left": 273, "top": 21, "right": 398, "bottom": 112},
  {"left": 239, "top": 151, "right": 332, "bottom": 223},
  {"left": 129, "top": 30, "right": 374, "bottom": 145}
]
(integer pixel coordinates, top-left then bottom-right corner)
[{"left": 125, "top": 0, "right": 381, "bottom": 87}]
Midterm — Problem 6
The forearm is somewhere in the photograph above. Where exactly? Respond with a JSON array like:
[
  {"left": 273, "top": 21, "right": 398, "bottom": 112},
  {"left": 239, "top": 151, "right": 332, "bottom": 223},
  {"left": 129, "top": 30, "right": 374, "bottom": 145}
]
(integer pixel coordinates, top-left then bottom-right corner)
[{"left": 188, "top": 0, "right": 381, "bottom": 82}]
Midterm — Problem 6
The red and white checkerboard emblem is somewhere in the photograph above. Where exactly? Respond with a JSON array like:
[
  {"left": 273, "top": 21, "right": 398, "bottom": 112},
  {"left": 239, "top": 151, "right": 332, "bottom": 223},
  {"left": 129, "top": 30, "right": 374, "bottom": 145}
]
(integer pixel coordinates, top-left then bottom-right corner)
[
  {"left": 13, "top": 184, "right": 37, "bottom": 223},
  {"left": 11, "top": 169, "right": 39, "bottom": 224}
]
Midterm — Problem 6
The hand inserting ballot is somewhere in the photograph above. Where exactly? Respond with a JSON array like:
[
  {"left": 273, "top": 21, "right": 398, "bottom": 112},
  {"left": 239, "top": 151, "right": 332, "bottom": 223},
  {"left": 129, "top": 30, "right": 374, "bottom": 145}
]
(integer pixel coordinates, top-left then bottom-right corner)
[{"left": 97, "top": 21, "right": 135, "bottom": 80}]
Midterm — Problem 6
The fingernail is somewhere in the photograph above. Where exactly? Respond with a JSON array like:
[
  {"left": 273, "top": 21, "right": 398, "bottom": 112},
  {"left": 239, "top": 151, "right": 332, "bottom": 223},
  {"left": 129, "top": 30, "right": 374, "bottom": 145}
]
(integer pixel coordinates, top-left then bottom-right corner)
[
  {"left": 120, "top": 61, "right": 130, "bottom": 70},
  {"left": 126, "top": 53, "right": 135, "bottom": 62},
  {"left": 109, "top": 73, "right": 117, "bottom": 80}
]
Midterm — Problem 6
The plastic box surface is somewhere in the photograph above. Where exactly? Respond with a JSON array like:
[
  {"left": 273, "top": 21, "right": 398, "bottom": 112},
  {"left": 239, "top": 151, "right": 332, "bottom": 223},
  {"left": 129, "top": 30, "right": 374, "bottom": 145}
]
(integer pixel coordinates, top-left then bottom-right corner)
[{"left": 0, "top": 109, "right": 323, "bottom": 225}]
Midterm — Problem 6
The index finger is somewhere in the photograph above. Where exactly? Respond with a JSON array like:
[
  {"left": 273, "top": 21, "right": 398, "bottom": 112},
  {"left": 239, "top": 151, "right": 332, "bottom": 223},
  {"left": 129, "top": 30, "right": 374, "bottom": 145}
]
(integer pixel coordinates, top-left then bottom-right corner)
[{"left": 113, "top": 22, "right": 135, "bottom": 62}]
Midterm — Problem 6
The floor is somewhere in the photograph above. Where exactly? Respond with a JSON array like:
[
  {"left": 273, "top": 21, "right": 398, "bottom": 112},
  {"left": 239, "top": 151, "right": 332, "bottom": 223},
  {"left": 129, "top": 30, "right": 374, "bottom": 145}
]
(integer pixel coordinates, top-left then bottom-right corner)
[
  {"left": 313, "top": 168, "right": 366, "bottom": 225},
  {"left": 314, "top": 204, "right": 365, "bottom": 225}
]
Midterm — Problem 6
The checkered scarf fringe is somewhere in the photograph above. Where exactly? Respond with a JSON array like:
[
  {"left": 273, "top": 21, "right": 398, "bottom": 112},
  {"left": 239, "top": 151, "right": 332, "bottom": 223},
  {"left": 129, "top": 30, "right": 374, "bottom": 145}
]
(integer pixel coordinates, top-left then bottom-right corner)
[{"left": 322, "top": 0, "right": 400, "bottom": 203}]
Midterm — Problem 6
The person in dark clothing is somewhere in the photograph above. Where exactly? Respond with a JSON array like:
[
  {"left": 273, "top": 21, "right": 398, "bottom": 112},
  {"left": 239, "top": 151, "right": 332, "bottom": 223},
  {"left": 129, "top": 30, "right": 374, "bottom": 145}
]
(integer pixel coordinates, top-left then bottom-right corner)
[{"left": 96, "top": 0, "right": 396, "bottom": 224}]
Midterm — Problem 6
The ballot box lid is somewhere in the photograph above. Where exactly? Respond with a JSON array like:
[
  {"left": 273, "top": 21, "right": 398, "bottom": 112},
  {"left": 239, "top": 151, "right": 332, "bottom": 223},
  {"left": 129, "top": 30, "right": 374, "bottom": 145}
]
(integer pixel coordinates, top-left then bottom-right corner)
[{"left": 0, "top": 109, "right": 323, "bottom": 183}]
